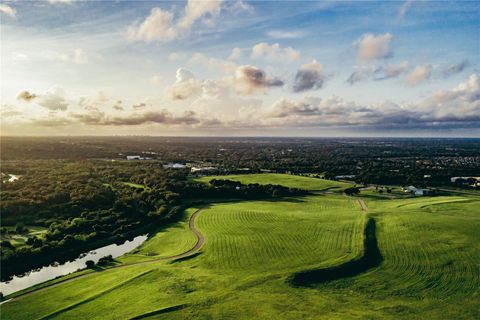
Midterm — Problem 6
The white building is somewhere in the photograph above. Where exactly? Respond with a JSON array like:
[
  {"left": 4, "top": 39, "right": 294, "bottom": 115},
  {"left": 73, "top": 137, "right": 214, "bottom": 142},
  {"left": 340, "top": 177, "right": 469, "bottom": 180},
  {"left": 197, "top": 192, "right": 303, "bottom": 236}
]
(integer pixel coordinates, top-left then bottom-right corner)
[
  {"left": 163, "top": 163, "right": 186, "bottom": 169},
  {"left": 404, "top": 186, "right": 429, "bottom": 196}
]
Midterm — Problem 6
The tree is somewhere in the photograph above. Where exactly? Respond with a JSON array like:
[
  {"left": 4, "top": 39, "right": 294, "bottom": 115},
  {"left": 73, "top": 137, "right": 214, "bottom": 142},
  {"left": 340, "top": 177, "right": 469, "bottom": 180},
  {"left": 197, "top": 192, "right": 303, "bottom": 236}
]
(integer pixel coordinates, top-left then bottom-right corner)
[
  {"left": 344, "top": 187, "right": 360, "bottom": 196},
  {"left": 85, "top": 260, "right": 95, "bottom": 268}
]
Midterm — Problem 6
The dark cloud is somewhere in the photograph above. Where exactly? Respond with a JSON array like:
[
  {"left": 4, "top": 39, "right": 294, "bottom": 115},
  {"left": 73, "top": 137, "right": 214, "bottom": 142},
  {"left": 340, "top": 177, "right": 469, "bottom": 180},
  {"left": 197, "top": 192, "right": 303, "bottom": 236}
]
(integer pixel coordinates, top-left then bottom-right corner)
[
  {"left": 132, "top": 103, "right": 147, "bottom": 109},
  {"left": 233, "top": 65, "right": 284, "bottom": 94},
  {"left": 442, "top": 60, "right": 469, "bottom": 78},
  {"left": 348, "top": 62, "right": 408, "bottom": 85},
  {"left": 69, "top": 109, "right": 200, "bottom": 126},
  {"left": 292, "top": 60, "right": 324, "bottom": 92},
  {"left": 17, "top": 91, "right": 37, "bottom": 102}
]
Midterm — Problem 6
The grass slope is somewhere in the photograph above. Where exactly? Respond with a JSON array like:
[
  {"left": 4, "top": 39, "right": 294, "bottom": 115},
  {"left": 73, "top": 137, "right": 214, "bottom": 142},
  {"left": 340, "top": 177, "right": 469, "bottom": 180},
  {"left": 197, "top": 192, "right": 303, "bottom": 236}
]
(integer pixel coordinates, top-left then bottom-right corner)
[{"left": 2, "top": 174, "right": 479, "bottom": 320}]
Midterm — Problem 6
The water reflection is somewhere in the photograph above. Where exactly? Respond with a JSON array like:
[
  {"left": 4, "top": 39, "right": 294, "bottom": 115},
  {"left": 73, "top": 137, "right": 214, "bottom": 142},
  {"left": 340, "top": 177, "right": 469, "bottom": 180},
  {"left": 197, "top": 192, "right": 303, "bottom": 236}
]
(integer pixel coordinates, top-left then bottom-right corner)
[{"left": 0, "top": 235, "right": 147, "bottom": 296}]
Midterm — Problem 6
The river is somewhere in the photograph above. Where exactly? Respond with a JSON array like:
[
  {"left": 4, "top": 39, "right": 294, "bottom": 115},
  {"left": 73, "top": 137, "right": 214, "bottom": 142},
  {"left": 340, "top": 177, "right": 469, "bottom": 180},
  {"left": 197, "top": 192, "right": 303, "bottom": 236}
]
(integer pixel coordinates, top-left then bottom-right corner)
[{"left": 0, "top": 235, "right": 148, "bottom": 296}]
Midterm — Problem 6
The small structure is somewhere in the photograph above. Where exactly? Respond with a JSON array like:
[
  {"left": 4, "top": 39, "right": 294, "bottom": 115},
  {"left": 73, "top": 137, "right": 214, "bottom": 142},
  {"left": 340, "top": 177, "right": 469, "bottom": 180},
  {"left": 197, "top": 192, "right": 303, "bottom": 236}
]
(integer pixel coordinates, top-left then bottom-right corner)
[
  {"left": 126, "top": 155, "right": 151, "bottom": 160},
  {"left": 163, "top": 163, "right": 186, "bottom": 169},
  {"left": 126, "top": 155, "right": 141, "bottom": 160},
  {"left": 191, "top": 166, "right": 217, "bottom": 173},
  {"left": 335, "top": 175, "right": 356, "bottom": 180},
  {"left": 403, "top": 186, "right": 429, "bottom": 196}
]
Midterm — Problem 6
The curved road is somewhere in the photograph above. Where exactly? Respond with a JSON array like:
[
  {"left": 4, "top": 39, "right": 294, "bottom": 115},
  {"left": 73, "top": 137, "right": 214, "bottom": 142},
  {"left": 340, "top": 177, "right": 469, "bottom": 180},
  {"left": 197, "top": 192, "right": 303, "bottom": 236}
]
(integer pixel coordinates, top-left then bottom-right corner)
[{"left": 4, "top": 208, "right": 205, "bottom": 303}]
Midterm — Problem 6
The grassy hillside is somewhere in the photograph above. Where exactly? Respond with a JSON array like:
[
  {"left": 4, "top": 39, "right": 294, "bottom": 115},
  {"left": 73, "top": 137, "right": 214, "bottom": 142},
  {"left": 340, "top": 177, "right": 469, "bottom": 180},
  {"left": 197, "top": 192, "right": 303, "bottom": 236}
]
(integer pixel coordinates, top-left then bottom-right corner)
[
  {"left": 195, "top": 173, "right": 352, "bottom": 192},
  {"left": 2, "top": 174, "right": 479, "bottom": 319}
]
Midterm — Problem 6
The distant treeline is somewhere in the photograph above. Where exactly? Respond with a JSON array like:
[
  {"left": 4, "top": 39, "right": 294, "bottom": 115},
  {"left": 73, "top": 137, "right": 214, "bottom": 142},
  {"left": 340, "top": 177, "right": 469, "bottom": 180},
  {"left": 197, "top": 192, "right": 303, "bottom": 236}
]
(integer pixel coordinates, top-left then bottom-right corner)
[{"left": 2, "top": 136, "right": 479, "bottom": 188}]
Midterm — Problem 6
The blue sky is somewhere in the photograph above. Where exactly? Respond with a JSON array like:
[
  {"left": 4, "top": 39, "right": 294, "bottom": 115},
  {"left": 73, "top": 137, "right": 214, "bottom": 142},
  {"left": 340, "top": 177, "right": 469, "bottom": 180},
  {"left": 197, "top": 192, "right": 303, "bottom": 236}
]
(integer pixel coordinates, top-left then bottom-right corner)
[{"left": 1, "top": 0, "right": 479, "bottom": 136}]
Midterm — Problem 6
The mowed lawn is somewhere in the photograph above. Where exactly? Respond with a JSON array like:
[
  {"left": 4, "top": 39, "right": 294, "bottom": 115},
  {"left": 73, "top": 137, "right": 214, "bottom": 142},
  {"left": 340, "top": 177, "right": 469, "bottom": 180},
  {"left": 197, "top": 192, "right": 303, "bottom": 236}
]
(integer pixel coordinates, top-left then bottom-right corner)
[
  {"left": 196, "top": 173, "right": 352, "bottom": 192},
  {"left": 2, "top": 175, "right": 479, "bottom": 319}
]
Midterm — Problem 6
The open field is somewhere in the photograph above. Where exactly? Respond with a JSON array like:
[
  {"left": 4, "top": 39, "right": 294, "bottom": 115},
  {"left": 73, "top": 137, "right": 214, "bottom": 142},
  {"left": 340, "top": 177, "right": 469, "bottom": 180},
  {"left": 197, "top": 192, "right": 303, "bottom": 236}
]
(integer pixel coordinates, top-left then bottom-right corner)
[
  {"left": 2, "top": 174, "right": 479, "bottom": 319},
  {"left": 196, "top": 173, "right": 352, "bottom": 192},
  {"left": 1, "top": 226, "right": 48, "bottom": 247}
]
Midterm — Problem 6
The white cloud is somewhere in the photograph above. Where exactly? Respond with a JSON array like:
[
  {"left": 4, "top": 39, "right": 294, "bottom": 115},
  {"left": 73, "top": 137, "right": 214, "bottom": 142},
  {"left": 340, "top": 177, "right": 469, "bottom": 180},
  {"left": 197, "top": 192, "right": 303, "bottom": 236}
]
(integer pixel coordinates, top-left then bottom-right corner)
[
  {"left": 229, "top": 0, "right": 254, "bottom": 14},
  {"left": 168, "top": 52, "right": 187, "bottom": 61},
  {"left": 0, "top": 4, "right": 16, "bottom": 17},
  {"left": 228, "top": 47, "right": 242, "bottom": 60},
  {"left": 128, "top": 8, "right": 177, "bottom": 42},
  {"left": 188, "top": 52, "right": 237, "bottom": 73},
  {"left": 178, "top": 0, "right": 223, "bottom": 29},
  {"left": 52, "top": 48, "right": 89, "bottom": 64},
  {"left": 406, "top": 64, "right": 432, "bottom": 86},
  {"left": 151, "top": 75, "right": 163, "bottom": 86},
  {"left": 397, "top": 0, "right": 413, "bottom": 19},
  {"left": 355, "top": 33, "right": 393, "bottom": 62},
  {"left": 251, "top": 42, "right": 301, "bottom": 61},
  {"left": 128, "top": 1, "right": 224, "bottom": 43},
  {"left": 266, "top": 30, "right": 306, "bottom": 39},
  {"left": 166, "top": 68, "right": 203, "bottom": 100}
]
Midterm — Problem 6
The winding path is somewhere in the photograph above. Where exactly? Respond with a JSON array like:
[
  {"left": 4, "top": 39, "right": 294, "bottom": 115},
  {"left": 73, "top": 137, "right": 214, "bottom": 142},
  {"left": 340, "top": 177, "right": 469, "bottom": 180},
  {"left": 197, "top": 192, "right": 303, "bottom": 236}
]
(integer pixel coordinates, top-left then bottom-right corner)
[{"left": 4, "top": 208, "right": 205, "bottom": 302}]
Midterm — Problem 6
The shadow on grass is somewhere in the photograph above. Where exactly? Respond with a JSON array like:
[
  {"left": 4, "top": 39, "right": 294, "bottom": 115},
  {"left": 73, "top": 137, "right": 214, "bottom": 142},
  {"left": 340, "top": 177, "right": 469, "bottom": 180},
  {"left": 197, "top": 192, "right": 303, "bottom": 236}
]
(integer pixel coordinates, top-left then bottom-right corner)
[{"left": 287, "top": 217, "right": 382, "bottom": 287}]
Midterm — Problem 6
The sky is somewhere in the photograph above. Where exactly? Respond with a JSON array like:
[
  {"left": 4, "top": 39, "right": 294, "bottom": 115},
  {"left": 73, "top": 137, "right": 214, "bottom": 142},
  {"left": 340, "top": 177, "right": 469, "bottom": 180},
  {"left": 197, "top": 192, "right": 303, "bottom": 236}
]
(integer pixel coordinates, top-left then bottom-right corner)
[{"left": 0, "top": 0, "right": 479, "bottom": 137}]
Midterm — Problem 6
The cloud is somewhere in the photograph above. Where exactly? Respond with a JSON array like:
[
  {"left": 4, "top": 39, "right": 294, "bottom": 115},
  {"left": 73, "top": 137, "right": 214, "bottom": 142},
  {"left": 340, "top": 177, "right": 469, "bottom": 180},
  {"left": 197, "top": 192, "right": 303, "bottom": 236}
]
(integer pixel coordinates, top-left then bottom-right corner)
[
  {"left": 48, "top": 0, "right": 73, "bottom": 4},
  {"left": 229, "top": 0, "right": 254, "bottom": 14},
  {"left": 397, "top": 0, "right": 413, "bottom": 19},
  {"left": 292, "top": 60, "right": 324, "bottom": 92},
  {"left": 266, "top": 73, "right": 480, "bottom": 130},
  {"left": 70, "top": 109, "right": 201, "bottom": 126},
  {"left": 251, "top": 42, "right": 301, "bottom": 61},
  {"left": 188, "top": 52, "right": 237, "bottom": 73},
  {"left": 0, "top": 3, "right": 16, "bottom": 17},
  {"left": 228, "top": 47, "right": 242, "bottom": 60},
  {"left": 347, "top": 62, "right": 409, "bottom": 85},
  {"left": 442, "top": 60, "right": 469, "bottom": 78},
  {"left": 230, "top": 65, "right": 284, "bottom": 95},
  {"left": 17, "top": 87, "right": 68, "bottom": 111},
  {"left": 17, "top": 91, "right": 38, "bottom": 102},
  {"left": 151, "top": 75, "right": 163, "bottom": 85},
  {"left": 52, "top": 48, "right": 89, "bottom": 64},
  {"left": 406, "top": 64, "right": 432, "bottom": 86},
  {"left": 266, "top": 30, "right": 306, "bottom": 39},
  {"left": 128, "top": 1, "right": 224, "bottom": 43},
  {"left": 374, "top": 62, "right": 409, "bottom": 80},
  {"left": 132, "top": 103, "right": 147, "bottom": 109},
  {"left": 128, "top": 8, "right": 177, "bottom": 42},
  {"left": 168, "top": 52, "right": 186, "bottom": 61},
  {"left": 178, "top": 0, "right": 222, "bottom": 29},
  {"left": 355, "top": 33, "right": 393, "bottom": 62},
  {"left": 36, "top": 87, "right": 69, "bottom": 111},
  {"left": 166, "top": 68, "right": 203, "bottom": 100}
]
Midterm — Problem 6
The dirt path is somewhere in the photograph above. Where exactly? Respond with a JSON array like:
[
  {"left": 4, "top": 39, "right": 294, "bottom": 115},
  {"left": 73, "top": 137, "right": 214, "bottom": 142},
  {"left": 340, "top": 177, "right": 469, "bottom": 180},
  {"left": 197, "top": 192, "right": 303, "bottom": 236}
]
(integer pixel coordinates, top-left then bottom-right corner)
[
  {"left": 4, "top": 208, "right": 205, "bottom": 303},
  {"left": 358, "top": 199, "right": 369, "bottom": 212}
]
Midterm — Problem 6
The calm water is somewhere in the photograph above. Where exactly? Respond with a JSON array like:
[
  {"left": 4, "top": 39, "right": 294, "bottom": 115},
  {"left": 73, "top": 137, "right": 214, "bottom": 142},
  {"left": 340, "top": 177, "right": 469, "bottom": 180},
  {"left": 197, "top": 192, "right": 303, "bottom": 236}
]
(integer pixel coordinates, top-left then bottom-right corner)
[{"left": 0, "top": 235, "right": 148, "bottom": 296}]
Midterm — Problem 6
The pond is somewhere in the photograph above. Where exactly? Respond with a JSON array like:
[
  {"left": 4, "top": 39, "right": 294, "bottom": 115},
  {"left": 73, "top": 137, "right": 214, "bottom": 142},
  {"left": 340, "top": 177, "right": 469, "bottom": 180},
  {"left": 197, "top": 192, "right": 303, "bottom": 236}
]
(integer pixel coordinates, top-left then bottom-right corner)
[{"left": 0, "top": 234, "right": 148, "bottom": 296}]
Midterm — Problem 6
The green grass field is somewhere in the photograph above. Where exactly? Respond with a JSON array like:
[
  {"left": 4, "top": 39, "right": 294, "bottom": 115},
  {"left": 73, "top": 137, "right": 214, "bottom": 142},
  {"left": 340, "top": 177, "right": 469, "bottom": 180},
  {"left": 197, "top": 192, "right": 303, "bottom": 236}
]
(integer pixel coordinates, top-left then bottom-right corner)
[{"left": 2, "top": 174, "right": 479, "bottom": 319}]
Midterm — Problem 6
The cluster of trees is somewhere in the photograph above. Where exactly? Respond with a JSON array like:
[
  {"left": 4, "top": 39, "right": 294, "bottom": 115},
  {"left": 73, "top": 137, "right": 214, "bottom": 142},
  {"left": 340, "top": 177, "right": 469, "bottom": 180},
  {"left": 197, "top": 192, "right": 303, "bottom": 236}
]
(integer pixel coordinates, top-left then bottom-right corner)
[{"left": 198, "top": 179, "right": 309, "bottom": 199}]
